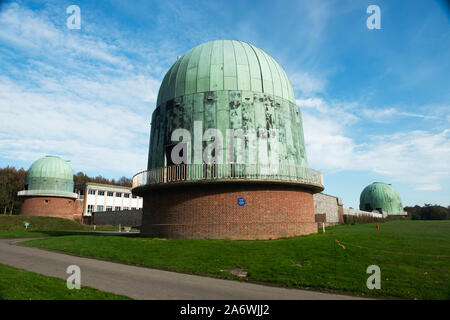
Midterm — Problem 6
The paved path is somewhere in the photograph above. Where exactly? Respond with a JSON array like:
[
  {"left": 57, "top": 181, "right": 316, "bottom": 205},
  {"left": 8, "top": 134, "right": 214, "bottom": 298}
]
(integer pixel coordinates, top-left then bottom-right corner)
[{"left": 0, "top": 238, "right": 364, "bottom": 300}]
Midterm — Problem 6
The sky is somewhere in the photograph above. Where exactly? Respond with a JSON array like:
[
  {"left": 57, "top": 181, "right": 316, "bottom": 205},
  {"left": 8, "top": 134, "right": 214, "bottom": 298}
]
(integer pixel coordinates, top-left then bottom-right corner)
[{"left": 0, "top": 0, "right": 449, "bottom": 209}]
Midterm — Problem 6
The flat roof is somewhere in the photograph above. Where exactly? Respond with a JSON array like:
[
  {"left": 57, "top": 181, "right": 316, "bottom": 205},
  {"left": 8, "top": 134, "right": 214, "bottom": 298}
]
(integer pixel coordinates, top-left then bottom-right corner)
[{"left": 76, "top": 182, "right": 132, "bottom": 192}]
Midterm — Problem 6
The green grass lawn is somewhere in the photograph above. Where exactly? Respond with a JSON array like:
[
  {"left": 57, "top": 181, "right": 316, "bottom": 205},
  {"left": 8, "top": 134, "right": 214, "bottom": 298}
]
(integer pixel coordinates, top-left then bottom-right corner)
[
  {"left": 0, "top": 215, "right": 123, "bottom": 238},
  {"left": 0, "top": 262, "right": 131, "bottom": 300},
  {"left": 20, "top": 220, "right": 450, "bottom": 299}
]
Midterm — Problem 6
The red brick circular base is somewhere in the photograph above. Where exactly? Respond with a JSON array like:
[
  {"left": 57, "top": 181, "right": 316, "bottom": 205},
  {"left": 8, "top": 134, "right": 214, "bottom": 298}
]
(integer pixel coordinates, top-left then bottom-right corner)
[
  {"left": 141, "top": 184, "right": 317, "bottom": 240},
  {"left": 19, "top": 196, "right": 82, "bottom": 221}
]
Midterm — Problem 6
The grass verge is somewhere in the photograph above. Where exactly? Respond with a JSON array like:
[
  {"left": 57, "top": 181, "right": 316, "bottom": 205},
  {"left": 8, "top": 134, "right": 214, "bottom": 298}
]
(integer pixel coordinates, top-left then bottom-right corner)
[
  {"left": 0, "top": 263, "right": 131, "bottom": 300},
  {"left": 20, "top": 220, "right": 450, "bottom": 299},
  {"left": 0, "top": 215, "right": 124, "bottom": 238}
]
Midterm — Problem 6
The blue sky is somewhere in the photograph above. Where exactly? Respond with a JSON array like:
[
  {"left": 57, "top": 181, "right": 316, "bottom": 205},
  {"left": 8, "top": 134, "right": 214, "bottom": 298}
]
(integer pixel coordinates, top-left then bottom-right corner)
[{"left": 0, "top": 0, "right": 449, "bottom": 208}]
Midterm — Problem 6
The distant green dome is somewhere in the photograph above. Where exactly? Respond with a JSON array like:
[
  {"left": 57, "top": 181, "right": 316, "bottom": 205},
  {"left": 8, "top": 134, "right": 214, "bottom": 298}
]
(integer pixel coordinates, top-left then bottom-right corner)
[
  {"left": 359, "top": 182, "right": 404, "bottom": 215},
  {"left": 25, "top": 155, "right": 74, "bottom": 193}
]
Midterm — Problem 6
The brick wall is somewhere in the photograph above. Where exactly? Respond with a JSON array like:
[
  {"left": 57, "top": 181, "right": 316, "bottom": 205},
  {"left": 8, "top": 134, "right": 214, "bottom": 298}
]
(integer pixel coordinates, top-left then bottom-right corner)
[
  {"left": 337, "top": 204, "right": 344, "bottom": 223},
  {"left": 19, "top": 196, "right": 83, "bottom": 221},
  {"left": 141, "top": 184, "right": 317, "bottom": 240},
  {"left": 93, "top": 210, "right": 142, "bottom": 227},
  {"left": 313, "top": 193, "right": 343, "bottom": 225}
]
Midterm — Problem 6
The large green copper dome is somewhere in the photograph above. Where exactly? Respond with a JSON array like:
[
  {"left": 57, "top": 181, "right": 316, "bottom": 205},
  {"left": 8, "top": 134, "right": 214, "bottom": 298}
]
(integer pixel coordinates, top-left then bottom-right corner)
[
  {"left": 24, "top": 155, "right": 74, "bottom": 193},
  {"left": 157, "top": 40, "right": 296, "bottom": 106},
  {"left": 148, "top": 40, "right": 309, "bottom": 171},
  {"left": 359, "top": 182, "right": 404, "bottom": 215},
  {"left": 133, "top": 41, "right": 324, "bottom": 240}
]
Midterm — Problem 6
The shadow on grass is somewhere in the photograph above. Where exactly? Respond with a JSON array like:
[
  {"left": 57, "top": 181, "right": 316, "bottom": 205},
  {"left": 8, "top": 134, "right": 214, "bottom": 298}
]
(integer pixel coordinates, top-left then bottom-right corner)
[{"left": 25, "top": 230, "right": 142, "bottom": 238}]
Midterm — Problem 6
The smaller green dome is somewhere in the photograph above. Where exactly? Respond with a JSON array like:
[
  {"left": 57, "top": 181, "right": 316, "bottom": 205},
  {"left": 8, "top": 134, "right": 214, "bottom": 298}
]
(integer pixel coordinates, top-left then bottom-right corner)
[
  {"left": 25, "top": 155, "right": 74, "bottom": 193},
  {"left": 359, "top": 182, "right": 404, "bottom": 215}
]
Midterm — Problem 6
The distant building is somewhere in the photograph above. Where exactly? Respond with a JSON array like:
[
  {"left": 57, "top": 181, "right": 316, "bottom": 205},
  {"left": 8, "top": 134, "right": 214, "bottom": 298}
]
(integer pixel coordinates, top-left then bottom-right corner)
[
  {"left": 17, "top": 155, "right": 142, "bottom": 222},
  {"left": 132, "top": 40, "right": 324, "bottom": 240},
  {"left": 359, "top": 182, "right": 407, "bottom": 215},
  {"left": 313, "top": 192, "right": 388, "bottom": 225},
  {"left": 313, "top": 193, "right": 344, "bottom": 226},
  {"left": 17, "top": 155, "right": 82, "bottom": 220},
  {"left": 74, "top": 182, "right": 143, "bottom": 218},
  {"left": 343, "top": 207, "right": 385, "bottom": 219}
]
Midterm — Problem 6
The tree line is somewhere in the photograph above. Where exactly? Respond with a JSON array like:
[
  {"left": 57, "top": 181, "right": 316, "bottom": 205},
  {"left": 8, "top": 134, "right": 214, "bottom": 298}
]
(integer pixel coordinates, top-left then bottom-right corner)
[
  {"left": 0, "top": 166, "right": 132, "bottom": 215},
  {"left": 0, "top": 166, "right": 27, "bottom": 215},
  {"left": 404, "top": 204, "right": 450, "bottom": 220},
  {"left": 73, "top": 172, "right": 132, "bottom": 187}
]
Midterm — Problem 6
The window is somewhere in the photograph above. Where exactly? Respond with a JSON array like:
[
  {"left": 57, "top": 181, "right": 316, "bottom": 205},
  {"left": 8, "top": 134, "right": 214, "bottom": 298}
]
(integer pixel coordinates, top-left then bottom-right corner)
[
  {"left": 116, "top": 192, "right": 122, "bottom": 197},
  {"left": 107, "top": 191, "right": 114, "bottom": 197},
  {"left": 88, "top": 189, "right": 96, "bottom": 195},
  {"left": 131, "top": 207, "right": 136, "bottom": 210},
  {"left": 124, "top": 193, "right": 130, "bottom": 198},
  {"left": 98, "top": 191, "right": 105, "bottom": 196},
  {"left": 106, "top": 206, "right": 112, "bottom": 211},
  {"left": 96, "top": 205, "right": 104, "bottom": 212},
  {"left": 132, "top": 194, "right": 137, "bottom": 199},
  {"left": 115, "top": 206, "right": 121, "bottom": 211},
  {"left": 87, "top": 205, "right": 94, "bottom": 213},
  {"left": 123, "top": 207, "right": 129, "bottom": 211}
]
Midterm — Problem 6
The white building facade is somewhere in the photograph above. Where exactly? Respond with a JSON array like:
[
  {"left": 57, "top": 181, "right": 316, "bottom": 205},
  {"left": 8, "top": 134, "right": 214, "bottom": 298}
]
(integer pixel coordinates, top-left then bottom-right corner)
[{"left": 75, "top": 182, "right": 143, "bottom": 217}]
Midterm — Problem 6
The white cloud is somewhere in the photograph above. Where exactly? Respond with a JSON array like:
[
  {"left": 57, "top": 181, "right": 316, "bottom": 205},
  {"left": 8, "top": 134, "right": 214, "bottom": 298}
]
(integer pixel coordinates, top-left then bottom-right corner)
[
  {"left": 415, "top": 184, "right": 442, "bottom": 191},
  {"left": 0, "top": 3, "right": 163, "bottom": 177},
  {"left": 299, "top": 97, "right": 450, "bottom": 190},
  {"left": 0, "top": 78, "right": 151, "bottom": 175},
  {"left": 360, "top": 107, "right": 440, "bottom": 123},
  {"left": 354, "top": 130, "right": 450, "bottom": 186},
  {"left": 290, "top": 72, "right": 325, "bottom": 95},
  {"left": 0, "top": 3, "right": 129, "bottom": 68}
]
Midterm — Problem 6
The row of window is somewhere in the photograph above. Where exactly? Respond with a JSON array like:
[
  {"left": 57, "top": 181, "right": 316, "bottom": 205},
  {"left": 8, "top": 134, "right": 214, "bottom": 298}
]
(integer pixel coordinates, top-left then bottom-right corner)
[
  {"left": 87, "top": 189, "right": 137, "bottom": 198},
  {"left": 87, "top": 204, "right": 138, "bottom": 213}
]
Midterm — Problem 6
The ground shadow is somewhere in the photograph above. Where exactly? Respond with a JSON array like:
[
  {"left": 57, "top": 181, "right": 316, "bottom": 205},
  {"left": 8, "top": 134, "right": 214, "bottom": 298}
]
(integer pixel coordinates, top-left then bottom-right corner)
[{"left": 26, "top": 230, "right": 141, "bottom": 238}]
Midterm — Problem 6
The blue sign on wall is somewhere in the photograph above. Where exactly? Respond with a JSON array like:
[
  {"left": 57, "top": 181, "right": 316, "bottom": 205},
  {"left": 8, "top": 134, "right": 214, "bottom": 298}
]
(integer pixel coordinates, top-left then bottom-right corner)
[{"left": 237, "top": 197, "right": 246, "bottom": 206}]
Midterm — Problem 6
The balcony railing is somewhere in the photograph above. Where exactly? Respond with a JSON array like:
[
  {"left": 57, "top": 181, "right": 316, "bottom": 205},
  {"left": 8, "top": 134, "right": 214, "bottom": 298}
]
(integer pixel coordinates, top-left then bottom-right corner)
[
  {"left": 132, "top": 163, "right": 323, "bottom": 190},
  {"left": 17, "top": 190, "right": 78, "bottom": 199}
]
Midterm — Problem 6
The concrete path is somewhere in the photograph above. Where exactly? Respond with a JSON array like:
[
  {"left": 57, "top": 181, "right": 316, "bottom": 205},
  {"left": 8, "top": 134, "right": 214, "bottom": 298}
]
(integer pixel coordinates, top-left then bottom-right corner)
[{"left": 0, "top": 238, "right": 364, "bottom": 300}]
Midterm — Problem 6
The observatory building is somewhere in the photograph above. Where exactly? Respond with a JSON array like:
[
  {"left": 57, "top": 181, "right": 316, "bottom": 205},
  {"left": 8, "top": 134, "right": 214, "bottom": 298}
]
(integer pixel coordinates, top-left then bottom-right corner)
[
  {"left": 359, "top": 182, "right": 406, "bottom": 216},
  {"left": 17, "top": 155, "right": 82, "bottom": 220},
  {"left": 132, "top": 40, "right": 324, "bottom": 240},
  {"left": 17, "top": 156, "right": 143, "bottom": 222}
]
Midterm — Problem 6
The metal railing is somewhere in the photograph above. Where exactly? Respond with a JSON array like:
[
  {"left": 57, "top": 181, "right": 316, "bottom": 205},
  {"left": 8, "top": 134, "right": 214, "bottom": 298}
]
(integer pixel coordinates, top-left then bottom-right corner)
[
  {"left": 17, "top": 190, "right": 79, "bottom": 199},
  {"left": 132, "top": 163, "right": 323, "bottom": 189}
]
